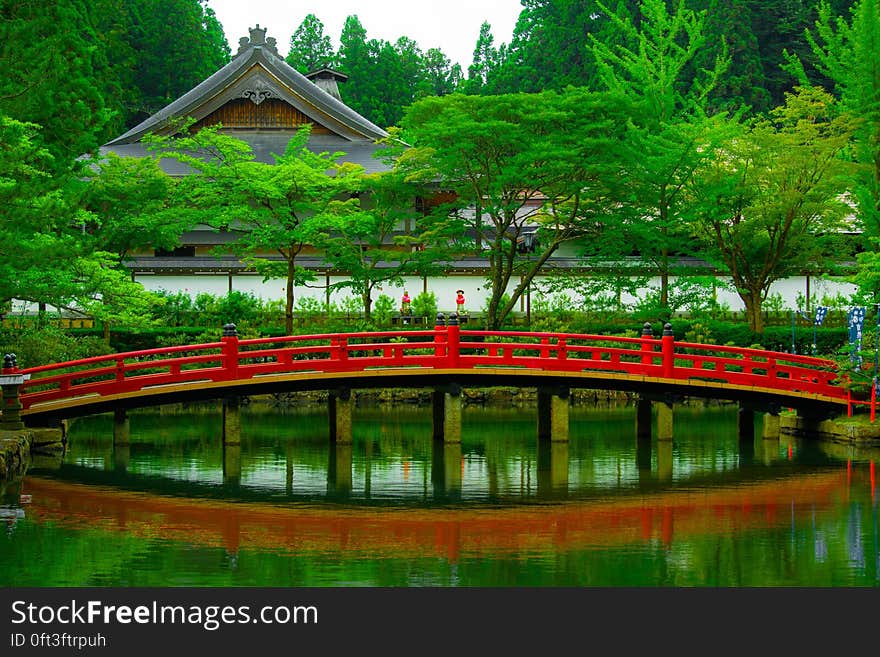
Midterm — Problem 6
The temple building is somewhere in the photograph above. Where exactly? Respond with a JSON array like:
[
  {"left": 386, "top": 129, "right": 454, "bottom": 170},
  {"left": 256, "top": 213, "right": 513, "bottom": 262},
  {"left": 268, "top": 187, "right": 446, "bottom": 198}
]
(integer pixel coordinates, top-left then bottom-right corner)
[{"left": 99, "top": 26, "right": 851, "bottom": 317}]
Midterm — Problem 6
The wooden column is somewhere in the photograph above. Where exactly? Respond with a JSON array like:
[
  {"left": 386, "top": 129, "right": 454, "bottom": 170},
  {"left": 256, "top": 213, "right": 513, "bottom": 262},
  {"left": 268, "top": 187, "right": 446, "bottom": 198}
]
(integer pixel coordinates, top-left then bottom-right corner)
[
  {"left": 329, "top": 387, "right": 353, "bottom": 444},
  {"left": 537, "top": 386, "right": 570, "bottom": 442},
  {"left": 432, "top": 384, "right": 462, "bottom": 443},
  {"left": 636, "top": 395, "right": 653, "bottom": 440},
  {"left": 656, "top": 401, "right": 674, "bottom": 441},
  {"left": 113, "top": 408, "right": 130, "bottom": 446}
]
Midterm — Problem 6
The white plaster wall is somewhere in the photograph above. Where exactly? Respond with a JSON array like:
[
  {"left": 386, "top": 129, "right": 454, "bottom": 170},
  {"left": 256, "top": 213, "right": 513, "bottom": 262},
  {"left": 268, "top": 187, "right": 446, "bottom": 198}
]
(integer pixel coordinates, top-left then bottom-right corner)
[{"left": 131, "top": 272, "right": 859, "bottom": 314}]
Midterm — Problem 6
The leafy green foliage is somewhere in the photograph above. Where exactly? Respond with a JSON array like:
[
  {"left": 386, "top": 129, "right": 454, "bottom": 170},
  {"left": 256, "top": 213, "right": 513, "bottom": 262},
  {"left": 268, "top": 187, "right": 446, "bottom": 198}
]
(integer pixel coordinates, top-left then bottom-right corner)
[
  {"left": 401, "top": 88, "right": 630, "bottom": 329},
  {"left": 693, "top": 86, "right": 857, "bottom": 331},
  {"left": 148, "top": 124, "right": 364, "bottom": 334},
  {"left": 285, "top": 13, "right": 337, "bottom": 73}
]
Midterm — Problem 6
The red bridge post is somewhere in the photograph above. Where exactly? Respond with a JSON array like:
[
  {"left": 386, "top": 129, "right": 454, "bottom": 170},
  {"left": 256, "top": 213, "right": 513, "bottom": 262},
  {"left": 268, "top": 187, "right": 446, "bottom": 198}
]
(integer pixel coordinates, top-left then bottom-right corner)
[
  {"left": 221, "top": 323, "right": 239, "bottom": 381},
  {"left": 434, "top": 313, "right": 447, "bottom": 359},
  {"left": 447, "top": 314, "right": 461, "bottom": 368},
  {"left": 641, "top": 322, "right": 655, "bottom": 368},
  {"left": 661, "top": 323, "right": 675, "bottom": 378}
]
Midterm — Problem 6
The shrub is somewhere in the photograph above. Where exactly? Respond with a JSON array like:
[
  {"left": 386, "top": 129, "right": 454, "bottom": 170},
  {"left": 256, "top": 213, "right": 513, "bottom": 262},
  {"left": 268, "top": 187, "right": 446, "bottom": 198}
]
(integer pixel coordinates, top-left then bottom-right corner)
[
  {"left": 412, "top": 291, "right": 438, "bottom": 319},
  {"left": 372, "top": 295, "right": 395, "bottom": 326}
]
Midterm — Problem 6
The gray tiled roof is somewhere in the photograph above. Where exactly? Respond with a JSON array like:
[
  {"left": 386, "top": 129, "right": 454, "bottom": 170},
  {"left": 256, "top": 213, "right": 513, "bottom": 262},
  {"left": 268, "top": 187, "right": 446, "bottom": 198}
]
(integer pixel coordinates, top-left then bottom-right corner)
[
  {"left": 100, "top": 27, "right": 392, "bottom": 174},
  {"left": 101, "top": 132, "right": 391, "bottom": 175},
  {"left": 105, "top": 31, "right": 388, "bottom": 146}
]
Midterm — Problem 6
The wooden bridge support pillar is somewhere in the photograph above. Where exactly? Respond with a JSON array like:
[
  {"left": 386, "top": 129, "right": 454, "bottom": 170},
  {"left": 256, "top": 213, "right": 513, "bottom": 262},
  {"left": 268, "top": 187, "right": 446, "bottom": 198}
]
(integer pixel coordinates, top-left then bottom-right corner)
[
  {"left": 432, "top": 384, "right": 462, "bottom": 443},
  {"left": 222, "top": 397, "right": 241, "bottom": 446},
  {"left": 327, "top": 444, "right": 353, "bottom": 497},
  {"left": 432, "top": 441, "right": 462, "bottom": 499},
  {"left": 113, "top": 408, "right": 130, "bottom": 445},
  {"left": 223, "top": 443, "right": 241, "bottom": 486},
  {"left": 762, "top": 411, "right": 780, "bottom": 440},
  {"left": 329, "top": 388, "right": 353, "bottom": 444},
  {"left": 537, "top": 386, "right": 570, "bottom": 442},
  {"left": 656, "top": 402, "right": 674, "bottom": 441},
  {"left": 537, "top": 440, "right": 569, "bottom": 496}
]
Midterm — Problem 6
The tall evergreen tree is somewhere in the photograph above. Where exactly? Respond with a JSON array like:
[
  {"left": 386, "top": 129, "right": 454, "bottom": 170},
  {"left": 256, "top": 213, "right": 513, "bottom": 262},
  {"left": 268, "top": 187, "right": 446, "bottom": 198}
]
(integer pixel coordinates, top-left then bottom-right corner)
[
  {"left": 694, "top": 0, "right": 770, "bottom": 114},
  {"left": 590, "top": 0, "right": 735, "bottom": 310},
  {"left": 0, "top": 0, "right": 115, "bottom": 165},
  {"left": 122, "top": 0, "right": 230, "bottom": 126},
  {"left": 464, "top": 21, "right": 500, "bottom": 94},
  {"left": 286, "top": 13, "right": 336, "bottom": 74},
  {"left": 787, "top": 0, "right": 880, "bottom": 234},
  {"left": 422, "top": 48, "right": 463, "bottom": 96}
]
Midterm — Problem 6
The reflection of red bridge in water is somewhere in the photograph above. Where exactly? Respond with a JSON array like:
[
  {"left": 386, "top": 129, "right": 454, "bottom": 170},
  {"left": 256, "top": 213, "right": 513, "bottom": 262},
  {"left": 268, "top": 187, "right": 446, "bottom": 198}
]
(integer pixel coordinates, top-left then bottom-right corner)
[
  {"left": 15, "top": 322, "right": 848, "bottom": 428},
  {"left": 19, "top": 467, "right": 871, "bottom": 563}
]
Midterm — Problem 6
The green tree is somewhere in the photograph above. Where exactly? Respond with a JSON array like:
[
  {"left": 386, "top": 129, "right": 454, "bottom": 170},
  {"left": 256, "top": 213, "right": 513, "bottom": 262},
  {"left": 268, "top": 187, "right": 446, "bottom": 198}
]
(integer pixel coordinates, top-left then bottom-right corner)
[
  {"left": 286, "top": 13, "right": 337, "bottom": 74},
  {"left": 422, "top": 48, "right": 463, "bottom": 96},
  {"left": 400, "top": 89, "right": 629, "bottom": 329},
  {"left": 0, "top": 114, "right": 158, "bottom": 332},
  {"left": 149, "top": 124, "right": 362, "bottom": 334},
  {"left": 0, "top": 0, "right": 115, "bottom": 166},
  {"left": 306, "top": 165, "right": 452, "bottom": 321},
  {"left": 786, "top": 0, "right": 880, "bottom": 233},
  {"left": 80, "top": 153, "right": 188, "bottom": 262},
  {"left": 464, "top": 21, "right": 501, "bottom": 94},
  {"left": 590, "top": 0, "right": 734, "bottom": 311},
  {"left": 695, "top": 0, "right": 770, "bottom": 114},
  {"left": 693, "top": 87, "right": 857, "bottom": 332},
  {"left": 784, "top": 1, "right": 880, "bottom": 305},
  {"left": 122, "top": 0, "right": 230, "bottom": 125}
]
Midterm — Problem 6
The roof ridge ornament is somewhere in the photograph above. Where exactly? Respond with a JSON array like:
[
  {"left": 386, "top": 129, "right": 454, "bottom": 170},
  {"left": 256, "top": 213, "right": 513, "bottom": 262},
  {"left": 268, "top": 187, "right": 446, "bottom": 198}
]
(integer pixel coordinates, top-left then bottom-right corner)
[{"left": 235, "top": 24, "right": 279, "bottom": 57}]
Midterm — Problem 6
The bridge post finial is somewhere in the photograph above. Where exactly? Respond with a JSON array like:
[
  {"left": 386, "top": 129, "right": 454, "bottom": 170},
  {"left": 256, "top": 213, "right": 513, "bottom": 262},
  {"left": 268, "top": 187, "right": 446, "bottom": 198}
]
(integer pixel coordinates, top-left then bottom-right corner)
[
  {"left": 2, "top": 352, "right": 18, "bottom": 373},
  {"left": 435, "top": 313, "right": 446, "bottom": 327},
  {"left": 221, "top": 324, "right": 239, "bottom": 381},
  {"left": 448, "top": 313, "right": 459, "bottom": 326},
  {"left": 640, "top": 324, "right": 655, "bottom": 367},
  {"left": 663, "top": 322, "right": 673, "bottom": 337}
]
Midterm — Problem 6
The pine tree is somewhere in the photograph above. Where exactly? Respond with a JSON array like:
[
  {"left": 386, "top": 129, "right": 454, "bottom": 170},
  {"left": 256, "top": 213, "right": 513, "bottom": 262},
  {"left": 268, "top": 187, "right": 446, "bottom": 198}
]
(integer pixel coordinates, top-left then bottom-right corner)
[{"left": 286, "top": 13, "right": 336, "bottom": 74}]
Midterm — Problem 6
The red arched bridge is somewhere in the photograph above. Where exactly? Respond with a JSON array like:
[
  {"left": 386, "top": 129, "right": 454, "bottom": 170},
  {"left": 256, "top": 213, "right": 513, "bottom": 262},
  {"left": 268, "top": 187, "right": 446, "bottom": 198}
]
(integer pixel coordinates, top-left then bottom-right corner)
[{"left": 7, "top": 321, "right": 849, "bottom": 429}]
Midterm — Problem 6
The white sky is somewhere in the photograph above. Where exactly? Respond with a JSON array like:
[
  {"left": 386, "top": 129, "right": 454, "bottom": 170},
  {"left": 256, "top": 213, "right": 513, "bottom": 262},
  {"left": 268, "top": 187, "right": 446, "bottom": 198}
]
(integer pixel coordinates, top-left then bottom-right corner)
[{"left": 205, "top": 0, "right": 523, "bottom": 69}]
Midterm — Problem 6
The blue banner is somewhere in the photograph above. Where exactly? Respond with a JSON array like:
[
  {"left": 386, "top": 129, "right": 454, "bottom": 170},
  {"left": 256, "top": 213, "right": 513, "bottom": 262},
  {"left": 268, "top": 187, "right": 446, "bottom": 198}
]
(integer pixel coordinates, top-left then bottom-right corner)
[
  {"left": 814, "top": 306, "right": 828, "bottom": 326},
  {"left": 847, "top": 306, "right": 866, "bottom": 367}
]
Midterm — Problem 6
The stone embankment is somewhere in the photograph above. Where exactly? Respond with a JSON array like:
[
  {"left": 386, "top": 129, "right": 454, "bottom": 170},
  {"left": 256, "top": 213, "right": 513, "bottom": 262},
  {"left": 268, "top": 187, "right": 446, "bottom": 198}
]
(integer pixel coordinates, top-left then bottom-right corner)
[
  {"left": 0, "top": 427, "right": 64, "bottom": 484},
  {"left": 780, "top": 414, "right": 880, "bottom": 447},
  {"left": 264, "top": 387, "right": 637, "bottom": 407}
]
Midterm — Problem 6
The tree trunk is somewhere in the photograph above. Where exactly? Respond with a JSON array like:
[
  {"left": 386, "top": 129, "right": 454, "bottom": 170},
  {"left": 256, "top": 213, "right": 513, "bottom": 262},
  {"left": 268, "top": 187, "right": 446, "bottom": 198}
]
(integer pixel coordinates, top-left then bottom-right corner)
[
  {"left": 742, "top": 291, "right": 765, "bottom": 334},
  {"left": 285, "top": 258, "right": 295, "bottom": 335},
  {"left": 660, "top": 246, "right": 669, "bottom": 311},
  {"left": 362, "top": 287, "right": 372, "bottom": 322}
]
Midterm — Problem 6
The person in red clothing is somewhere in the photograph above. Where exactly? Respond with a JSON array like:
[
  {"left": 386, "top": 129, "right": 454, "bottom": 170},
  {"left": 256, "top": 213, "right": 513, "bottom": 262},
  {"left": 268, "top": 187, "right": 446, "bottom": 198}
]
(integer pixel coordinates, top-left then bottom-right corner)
[
  {"left": 401, "top": 290, "right": 411, "bottom": 315},
  {"left": 456, "top": 289, "right": 466, "bottom": 314}
]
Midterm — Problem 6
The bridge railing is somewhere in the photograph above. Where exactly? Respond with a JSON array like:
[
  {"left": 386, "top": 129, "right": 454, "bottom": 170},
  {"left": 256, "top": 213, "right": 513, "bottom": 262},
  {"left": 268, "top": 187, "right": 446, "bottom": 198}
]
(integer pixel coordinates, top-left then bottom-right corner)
[{"left": 15, "top": 321, "right": 845, "bottom": 411}]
